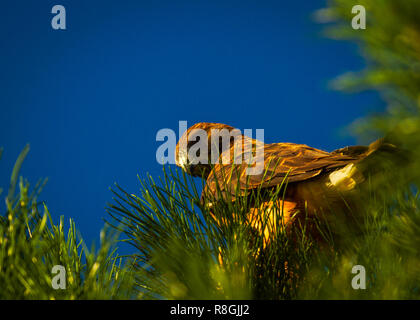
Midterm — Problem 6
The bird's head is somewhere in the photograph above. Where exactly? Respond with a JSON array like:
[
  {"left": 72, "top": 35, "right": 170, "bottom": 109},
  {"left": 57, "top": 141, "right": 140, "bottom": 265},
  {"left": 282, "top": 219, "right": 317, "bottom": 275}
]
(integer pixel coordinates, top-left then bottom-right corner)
[{"left": 175, "top": 122, "right": 242, "bottom": 178}]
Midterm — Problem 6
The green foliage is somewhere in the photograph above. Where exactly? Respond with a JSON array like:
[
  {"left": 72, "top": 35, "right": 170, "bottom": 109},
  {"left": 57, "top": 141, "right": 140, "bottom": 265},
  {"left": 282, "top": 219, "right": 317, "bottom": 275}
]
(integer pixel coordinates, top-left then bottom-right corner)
[
  {"left": 107, "top": 164, "right": 420, "bottom": 299},
  {"left": 318, "top": 0, "right": 420, "bottom": 101},
  {"left": 0, "top": 146, "right": 136, "bottom": 299},
  {"left": 298, "top": 187, "right": 420, "bottom": 299},
  {"left": 319, "top": 0, "right": 420, "bottom": 156},
  {"left": 297, "top": 0, "right": 420, "bottom": 299},
  {"left": 107, "top": 166, "right": 317, "bottom": 299}
]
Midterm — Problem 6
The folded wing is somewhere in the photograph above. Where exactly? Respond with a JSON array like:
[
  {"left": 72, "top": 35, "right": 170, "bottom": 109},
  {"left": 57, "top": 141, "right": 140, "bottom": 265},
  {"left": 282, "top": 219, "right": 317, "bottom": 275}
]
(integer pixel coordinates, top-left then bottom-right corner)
[{"left": 203, "top": 138, "right": 362, "bottom": 201}]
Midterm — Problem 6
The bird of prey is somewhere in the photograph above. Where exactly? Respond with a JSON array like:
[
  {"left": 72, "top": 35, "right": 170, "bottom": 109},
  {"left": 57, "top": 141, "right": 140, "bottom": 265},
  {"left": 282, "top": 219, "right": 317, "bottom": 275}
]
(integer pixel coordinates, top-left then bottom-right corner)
[{"left": 175, "top": 122, "right": 398, "bottom": 243}]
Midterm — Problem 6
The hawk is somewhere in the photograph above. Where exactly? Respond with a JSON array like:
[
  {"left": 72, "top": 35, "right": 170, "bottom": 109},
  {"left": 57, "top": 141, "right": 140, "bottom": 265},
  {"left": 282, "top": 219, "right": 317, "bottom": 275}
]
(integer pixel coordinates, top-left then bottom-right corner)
[{"left": 175, "top": 122, "right": 399, "bottom": 244}]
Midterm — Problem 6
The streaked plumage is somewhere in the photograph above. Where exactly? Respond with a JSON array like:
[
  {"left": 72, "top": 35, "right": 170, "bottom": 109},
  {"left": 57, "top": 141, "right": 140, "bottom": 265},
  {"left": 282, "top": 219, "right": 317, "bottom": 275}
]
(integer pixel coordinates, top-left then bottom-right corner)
[{"left": 175, "top": 122, "right": 398, "bottom": 243}]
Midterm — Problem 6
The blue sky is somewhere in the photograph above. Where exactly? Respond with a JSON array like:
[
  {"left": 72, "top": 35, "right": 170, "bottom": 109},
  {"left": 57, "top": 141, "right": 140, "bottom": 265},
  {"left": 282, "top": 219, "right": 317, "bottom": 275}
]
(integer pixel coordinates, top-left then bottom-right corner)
[{"left": 0, "top": 1, "right": 381, "bottom": 249}]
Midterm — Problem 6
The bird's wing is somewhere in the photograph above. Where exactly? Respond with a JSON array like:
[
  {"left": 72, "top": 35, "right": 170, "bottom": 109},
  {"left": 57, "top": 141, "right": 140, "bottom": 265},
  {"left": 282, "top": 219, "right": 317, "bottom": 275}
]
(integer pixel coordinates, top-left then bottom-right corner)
[{"left": 203, "top": 140, "right": 360, "bottom": 201}]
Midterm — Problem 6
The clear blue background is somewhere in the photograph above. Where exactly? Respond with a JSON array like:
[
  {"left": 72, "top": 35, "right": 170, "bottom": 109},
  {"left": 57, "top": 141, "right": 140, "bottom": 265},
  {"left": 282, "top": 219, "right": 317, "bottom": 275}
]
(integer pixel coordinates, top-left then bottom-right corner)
[{"left": 0, "top": 1, "right": 380, "bottom": 249}]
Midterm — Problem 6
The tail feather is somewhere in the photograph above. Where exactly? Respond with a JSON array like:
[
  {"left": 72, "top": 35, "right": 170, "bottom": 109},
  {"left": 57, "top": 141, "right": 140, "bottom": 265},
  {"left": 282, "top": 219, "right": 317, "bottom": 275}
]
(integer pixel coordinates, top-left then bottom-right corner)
[
  {"left": 328, "top": 138, "right": 407, "bottom": 191},
  {"left": 359, "top": 138, "right": 407, "bottom": 172}
]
